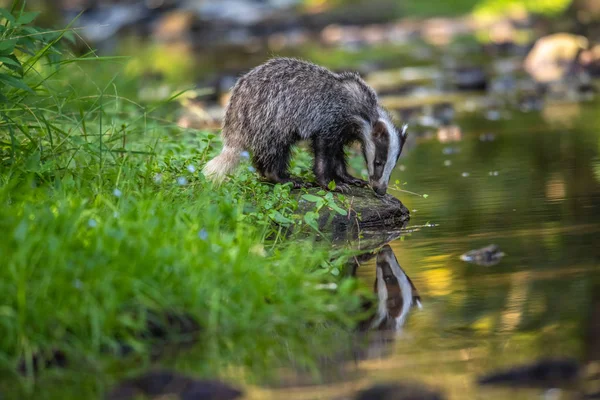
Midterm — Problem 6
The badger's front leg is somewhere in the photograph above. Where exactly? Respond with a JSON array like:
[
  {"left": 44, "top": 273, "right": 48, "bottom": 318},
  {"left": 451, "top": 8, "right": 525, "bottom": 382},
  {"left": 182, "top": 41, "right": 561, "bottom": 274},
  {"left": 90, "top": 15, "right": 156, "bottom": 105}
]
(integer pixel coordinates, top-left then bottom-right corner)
[
  {"left": 333, "top": 147, "right": 369, "bottom": 188},
  {"left": 312, "top": 137, "right": 350, "bottom": 193}
]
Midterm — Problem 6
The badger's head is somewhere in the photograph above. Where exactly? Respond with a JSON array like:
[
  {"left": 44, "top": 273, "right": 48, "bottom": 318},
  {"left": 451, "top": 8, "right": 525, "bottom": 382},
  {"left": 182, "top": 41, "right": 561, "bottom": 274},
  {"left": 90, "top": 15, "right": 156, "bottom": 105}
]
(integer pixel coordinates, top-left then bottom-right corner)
[{"left": 363, "top": 113, "right": 408, "bottom": 196}]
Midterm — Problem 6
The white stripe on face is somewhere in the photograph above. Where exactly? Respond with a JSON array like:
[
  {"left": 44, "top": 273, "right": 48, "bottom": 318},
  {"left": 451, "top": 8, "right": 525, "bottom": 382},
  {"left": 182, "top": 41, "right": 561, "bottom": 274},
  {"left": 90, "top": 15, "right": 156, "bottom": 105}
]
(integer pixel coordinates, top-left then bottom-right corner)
[
  {"left": 370, "top": 266, "right": 390, "bottom": 329},
  {"left": 380, "top": 250, "right": 415, "bottom": 330},
  {"left": 359, "top": 119, "right": 376, "bottom": 176},
  {"left": 377, "top": 115, "right": 400, "bottom": 187}
]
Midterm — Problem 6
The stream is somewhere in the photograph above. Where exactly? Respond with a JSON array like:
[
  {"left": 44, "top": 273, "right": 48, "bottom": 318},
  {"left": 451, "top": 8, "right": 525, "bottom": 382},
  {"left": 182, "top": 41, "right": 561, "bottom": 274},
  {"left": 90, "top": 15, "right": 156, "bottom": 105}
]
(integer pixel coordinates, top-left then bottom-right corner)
[{"left": 259, "top": 98, "right": 600, "bottom": 399}]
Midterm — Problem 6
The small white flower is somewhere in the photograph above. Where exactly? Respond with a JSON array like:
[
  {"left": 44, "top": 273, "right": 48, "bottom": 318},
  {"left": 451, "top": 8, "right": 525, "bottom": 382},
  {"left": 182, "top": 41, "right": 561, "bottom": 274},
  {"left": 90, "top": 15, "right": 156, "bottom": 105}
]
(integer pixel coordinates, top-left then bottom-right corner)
[
  {"left": 240, "top": 151, "right": 250, "bottom": 159},
  {"left": 461, "top": 172, "right": 470, "bottom": 177},
  {"left": 399, "top": 164, "right": 406, "bottom": 171},
  {"left": 88, "top": 219, "right": 97, "bottom": 228},
  {"left": 153, "top": 173, "right": 163, "bottom": 184},
  {"left": 187, "top": 165, "right": 196, "bottom": 173},
  {"left": 177, "top": 177, "right": 188, "bottom": 186},
  {"left": 198, "top": 228, "right": 208, "bottom": 240},
  {"left": 444, "top": 160, "right": 452, "bottom": 167},
  {"left": 315, "top": 283, "right": 338, "bottom": 290},
  {"left": 248, "top": 166, "right": 256, "bottom": 173},
  {"left": 113, "top": 188, "right": 122, "bottom": 198},
  {"left": 412, "top": 209, "right": 418, "bottom": 212}
]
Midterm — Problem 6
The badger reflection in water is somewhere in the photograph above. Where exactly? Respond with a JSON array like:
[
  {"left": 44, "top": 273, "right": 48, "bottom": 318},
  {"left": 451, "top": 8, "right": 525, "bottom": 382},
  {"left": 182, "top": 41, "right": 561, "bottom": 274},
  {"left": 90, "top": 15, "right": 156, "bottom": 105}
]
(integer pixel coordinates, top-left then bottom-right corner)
[{"left": 358, "top": 244, "right": 422, "bottom": 332}]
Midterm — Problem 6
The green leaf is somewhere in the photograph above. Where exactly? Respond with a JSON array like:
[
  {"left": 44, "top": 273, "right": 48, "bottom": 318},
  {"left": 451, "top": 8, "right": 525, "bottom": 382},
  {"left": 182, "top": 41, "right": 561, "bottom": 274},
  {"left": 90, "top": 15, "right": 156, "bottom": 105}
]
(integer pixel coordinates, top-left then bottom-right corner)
[
  {"left": 328, "top": 203, "right": 348, "bottom": 216},
  {"left": 301, "top": 194, "right": 322, "bottom": 203},
  {"left": 269, "top": 211, "right": 293, "bottom": 226},
  {"left": 0, "top": 39, "right": 17, "bottom": 55},
  {"left": 303, "top": 212, "right": 320, "bottom": 232},
  {"left": 63, "top": 31, "right": 77, "bottom": 45},
  {"left": 0, "top": 55, "right": 21, "bottom": 69},
  {"left": 0, "top": 8, "right": 16, "bottom": 24},
  {"left": 422, "top": 194, "right": 429, "bottom": 199},
  {"left": 0, "top": 73, "right": 32, "bottom": 92},
  {"left": 327, "top": 180, "right": 336, "bottom": 190},
  {"left": 16, "top": 11, "right": 39, "bottom": 25}
]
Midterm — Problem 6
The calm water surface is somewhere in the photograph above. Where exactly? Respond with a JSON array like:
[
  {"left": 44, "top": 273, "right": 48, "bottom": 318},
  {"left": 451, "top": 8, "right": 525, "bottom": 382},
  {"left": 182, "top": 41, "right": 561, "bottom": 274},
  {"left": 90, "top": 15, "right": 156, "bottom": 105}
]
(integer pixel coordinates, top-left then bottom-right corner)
[{"left": 262, "top": 100, "right": 600, "bottom": 400}]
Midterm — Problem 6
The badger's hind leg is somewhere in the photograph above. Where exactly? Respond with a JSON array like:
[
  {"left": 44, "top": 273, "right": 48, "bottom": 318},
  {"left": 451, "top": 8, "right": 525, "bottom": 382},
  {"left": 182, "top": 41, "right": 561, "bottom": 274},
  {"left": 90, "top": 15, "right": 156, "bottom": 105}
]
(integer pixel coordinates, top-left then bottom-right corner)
[{"left": 254, "top": 146, "right": 309, "bottom": 189}]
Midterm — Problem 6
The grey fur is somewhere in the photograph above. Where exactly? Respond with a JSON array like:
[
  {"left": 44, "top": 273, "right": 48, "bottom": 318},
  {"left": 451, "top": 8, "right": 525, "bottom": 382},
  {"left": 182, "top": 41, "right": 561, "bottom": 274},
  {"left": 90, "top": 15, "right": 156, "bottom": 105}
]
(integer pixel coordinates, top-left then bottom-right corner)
[{"left": 202, "top": 57, "right": 405, "bottom": 194}]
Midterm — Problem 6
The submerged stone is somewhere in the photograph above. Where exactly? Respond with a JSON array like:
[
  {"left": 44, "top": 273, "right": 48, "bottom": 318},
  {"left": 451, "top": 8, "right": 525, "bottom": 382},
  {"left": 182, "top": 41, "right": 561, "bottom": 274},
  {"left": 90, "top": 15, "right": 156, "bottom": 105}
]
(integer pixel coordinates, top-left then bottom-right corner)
[
  {"left": 107, "top": 370, "right": 243, "bottom": 400},
  {"left": 460, "top": 244, "right": 505, "bottom": 266},
  {"left": 355, "top": 382, "right": 445, "bottom": 400},
  {"left": 477, "top": 358, "right": 581, "bottom": 388}
]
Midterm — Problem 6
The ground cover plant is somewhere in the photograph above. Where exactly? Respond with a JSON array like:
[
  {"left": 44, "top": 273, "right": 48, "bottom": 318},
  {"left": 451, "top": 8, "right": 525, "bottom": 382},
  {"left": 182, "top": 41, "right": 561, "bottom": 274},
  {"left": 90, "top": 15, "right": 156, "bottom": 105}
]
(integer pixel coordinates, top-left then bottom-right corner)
[{"left": 0, "top": 3, "right": 368, "bottom": 397}]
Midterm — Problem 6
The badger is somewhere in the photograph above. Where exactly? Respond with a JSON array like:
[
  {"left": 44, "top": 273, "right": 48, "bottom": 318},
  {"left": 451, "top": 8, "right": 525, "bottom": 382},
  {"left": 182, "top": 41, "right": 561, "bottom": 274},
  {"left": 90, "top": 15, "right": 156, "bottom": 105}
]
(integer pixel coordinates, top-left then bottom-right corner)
[{"left": 202, "top": 57, "right": 408, "bottom": 195}]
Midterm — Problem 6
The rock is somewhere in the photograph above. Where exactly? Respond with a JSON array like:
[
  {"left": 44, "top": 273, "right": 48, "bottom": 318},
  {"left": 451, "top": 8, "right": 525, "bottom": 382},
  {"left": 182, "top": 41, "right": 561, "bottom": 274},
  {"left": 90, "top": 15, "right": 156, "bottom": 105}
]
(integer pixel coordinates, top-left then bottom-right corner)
[
  {"left": 460, "top": 244, "right": 505, "bottom": 267},
  {"left": 477, "top": 358, "right": 581, "bottom": 388},
  {"left": 107, "top": 370, "right": 243, "bottom": 400},
  {"left": 297, "top": 186, "right": 410, "bottom": 241},
  {"left": 452, "top": 66, "right": 488, "bottom": 91},
  {"left": 524, "top": 33, "right": 589, "bottom": 83},
  {"left": 355, "top": 382, "right": 445, "bottom": 400},
  {"left": 580, "top": 44, "right": 600, "bottom": 77},
  {"left": 186, "top": 0, "right": 298, "bottom": 26}
]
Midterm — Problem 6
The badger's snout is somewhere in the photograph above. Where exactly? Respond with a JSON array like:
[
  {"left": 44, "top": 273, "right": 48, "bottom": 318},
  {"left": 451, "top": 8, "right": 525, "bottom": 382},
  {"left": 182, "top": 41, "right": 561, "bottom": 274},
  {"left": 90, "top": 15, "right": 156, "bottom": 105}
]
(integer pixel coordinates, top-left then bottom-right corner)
[{"left": 371, "top": 182, "right": 387, "bottom": 196}]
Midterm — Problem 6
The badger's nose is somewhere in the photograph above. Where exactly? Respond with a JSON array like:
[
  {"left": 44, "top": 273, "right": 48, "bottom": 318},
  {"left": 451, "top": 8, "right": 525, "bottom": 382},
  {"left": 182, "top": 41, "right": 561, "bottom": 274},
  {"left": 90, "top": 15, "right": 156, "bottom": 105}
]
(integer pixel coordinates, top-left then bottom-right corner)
[{"left": 372, "top": 184, "right": 387, "bottom": 196}]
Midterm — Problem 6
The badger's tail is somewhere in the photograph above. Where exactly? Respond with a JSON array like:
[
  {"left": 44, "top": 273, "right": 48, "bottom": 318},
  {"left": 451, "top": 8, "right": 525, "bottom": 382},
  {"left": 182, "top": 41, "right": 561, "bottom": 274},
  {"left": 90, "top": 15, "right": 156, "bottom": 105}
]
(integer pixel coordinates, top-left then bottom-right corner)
[{"left": 202, "top": 145, "right": 243, "bottom": 183}]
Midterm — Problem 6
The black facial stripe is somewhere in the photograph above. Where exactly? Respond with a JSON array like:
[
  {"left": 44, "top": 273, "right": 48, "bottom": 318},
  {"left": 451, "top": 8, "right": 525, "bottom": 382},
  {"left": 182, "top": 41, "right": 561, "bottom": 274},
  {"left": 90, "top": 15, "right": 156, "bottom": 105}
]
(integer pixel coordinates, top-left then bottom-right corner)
[{"left": 372, "top": 134, "right": 389, "bottom": 181}]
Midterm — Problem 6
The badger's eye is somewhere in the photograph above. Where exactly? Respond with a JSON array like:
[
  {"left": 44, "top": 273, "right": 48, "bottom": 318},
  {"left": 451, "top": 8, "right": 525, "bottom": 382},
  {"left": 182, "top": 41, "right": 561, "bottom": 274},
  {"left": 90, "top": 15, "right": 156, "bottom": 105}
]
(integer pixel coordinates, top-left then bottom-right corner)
[{"left": 375, "top": 161, "right": 383, "bottom": 167}]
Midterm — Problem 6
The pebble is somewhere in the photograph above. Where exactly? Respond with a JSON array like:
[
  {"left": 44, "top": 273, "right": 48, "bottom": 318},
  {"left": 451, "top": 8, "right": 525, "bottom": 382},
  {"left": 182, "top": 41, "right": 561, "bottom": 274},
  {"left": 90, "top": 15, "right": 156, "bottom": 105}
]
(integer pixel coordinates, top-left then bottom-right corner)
[
  {"left": 442, "top": 146, "right": 460, "bottom": 155},
  {"left": 485, "top": 110, "right": 501, "bottom": 120},
  {"left": 479, "top": 133, "right": 496, "bottom": 142}
]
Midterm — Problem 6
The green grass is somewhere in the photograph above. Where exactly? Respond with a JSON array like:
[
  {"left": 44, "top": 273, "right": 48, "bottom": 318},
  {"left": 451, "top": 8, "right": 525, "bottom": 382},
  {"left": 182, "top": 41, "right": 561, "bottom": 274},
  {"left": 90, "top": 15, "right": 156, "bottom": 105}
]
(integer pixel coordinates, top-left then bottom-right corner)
[{"left": 0, "top": 5, "right": 369, "bottom": 398}]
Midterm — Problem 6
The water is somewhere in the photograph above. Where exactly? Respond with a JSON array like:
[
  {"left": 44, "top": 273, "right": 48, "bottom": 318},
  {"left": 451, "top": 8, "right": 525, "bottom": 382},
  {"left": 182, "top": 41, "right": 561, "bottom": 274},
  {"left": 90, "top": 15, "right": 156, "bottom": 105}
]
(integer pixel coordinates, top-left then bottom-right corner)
[{"left": 262, "top": 100, "right": 600, "bottom": 399}]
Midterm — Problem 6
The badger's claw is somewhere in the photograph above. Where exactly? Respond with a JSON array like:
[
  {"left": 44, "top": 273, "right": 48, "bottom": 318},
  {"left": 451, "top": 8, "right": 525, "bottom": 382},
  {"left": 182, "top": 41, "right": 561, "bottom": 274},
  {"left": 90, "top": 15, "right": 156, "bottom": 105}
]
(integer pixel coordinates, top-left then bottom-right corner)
[
  {"left": 332, "top": 182, "right": 351, "bottom": 193},
  {"left": 344, "top": 176, "right": 369, "bottom": 187},
  {"left": 290, "top": 178, "right": 315, "bottom": 189}
]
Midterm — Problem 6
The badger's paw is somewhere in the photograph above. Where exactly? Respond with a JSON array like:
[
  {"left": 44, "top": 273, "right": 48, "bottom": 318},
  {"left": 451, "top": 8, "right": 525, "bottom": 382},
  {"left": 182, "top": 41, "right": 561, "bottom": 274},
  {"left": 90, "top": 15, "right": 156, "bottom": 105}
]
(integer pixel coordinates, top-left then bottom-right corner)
[{"left": 344, "top": 176, "right": 369, "bottom": 187}]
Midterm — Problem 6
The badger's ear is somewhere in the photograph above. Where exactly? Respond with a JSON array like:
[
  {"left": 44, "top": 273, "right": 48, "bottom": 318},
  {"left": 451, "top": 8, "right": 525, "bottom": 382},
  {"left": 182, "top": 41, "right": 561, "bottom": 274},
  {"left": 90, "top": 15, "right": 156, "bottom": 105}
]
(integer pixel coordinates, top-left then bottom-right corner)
[
  {"left": 372, "top": 120, "right": 388, "bottom": 139},
  {"left": 398, "top": 124, "right": 408, "bottom": 141}
]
